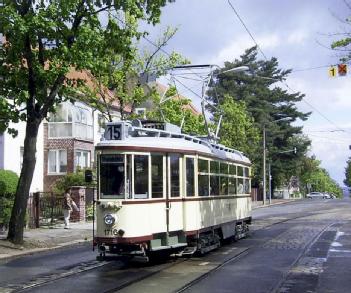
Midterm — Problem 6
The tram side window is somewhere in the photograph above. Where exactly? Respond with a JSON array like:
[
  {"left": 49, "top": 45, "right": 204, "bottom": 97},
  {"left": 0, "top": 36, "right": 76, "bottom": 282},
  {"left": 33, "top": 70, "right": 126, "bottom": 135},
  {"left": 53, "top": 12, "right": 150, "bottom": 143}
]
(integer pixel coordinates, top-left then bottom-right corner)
[
  {"left": 229, "top": 164, "right": 236, "bottom": 176},
  {"left": 126, "top": 155, "right": 132, "bottom": 199},
  {"left": 210, "top": 161, "right": 220, "bottom": 196},
  {"left": 220, "top": 176, "right": 228, "bottom": 195},
  {"left": 198, "top": 159, "right": 209, "bottom": 196},
  {"left": 220, "top": 162, "right": 228, "bottom": 175},
  {"left": 237, "top": 166, "right": 244, "bottom": 177},
  {"left": 228, "top": 177, "right": 237, "bottom": 195},
  {"left": 237, "top": 178, "right": 244, "bottom": 194},
  {"left": 186, "top": 157, "right": 195, "bottom": 197},
  {"left": 244, "top": 178, "right": 251, "bottom": 194},
  {"left": 219, "top": 162, "right": 228, "bottom": 196},
  {"left": 151, "top": 155, "right": 163, "bottom": 198},
  {"left": 198, "top": 159, "right": 209, "bottom": 173},
  {"left": 100, "top": 154, "right": 125, "bottom": 199},
  {"left": 170, "top": 154, "right": 180, "bottom": 197},
  {"left": 134, "top": 155, "right": 149, "bottom": 199}
]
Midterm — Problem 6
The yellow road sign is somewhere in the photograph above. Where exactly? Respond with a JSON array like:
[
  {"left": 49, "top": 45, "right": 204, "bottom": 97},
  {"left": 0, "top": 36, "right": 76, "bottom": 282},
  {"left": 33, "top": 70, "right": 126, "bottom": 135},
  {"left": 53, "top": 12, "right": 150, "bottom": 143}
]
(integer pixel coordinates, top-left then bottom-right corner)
[{"left": 329, "top": 66, "right": 337, "bottom": 77}]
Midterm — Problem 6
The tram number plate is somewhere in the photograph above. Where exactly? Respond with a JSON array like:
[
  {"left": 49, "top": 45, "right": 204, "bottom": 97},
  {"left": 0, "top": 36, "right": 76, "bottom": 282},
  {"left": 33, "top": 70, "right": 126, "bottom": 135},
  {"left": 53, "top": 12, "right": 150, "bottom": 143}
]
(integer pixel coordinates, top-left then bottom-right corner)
[
  {"left": 105, "top": 125, "right": 122, "bottom": 140},
  {"left": 104, "top": 229, "right": 119, "bottom": 236}
]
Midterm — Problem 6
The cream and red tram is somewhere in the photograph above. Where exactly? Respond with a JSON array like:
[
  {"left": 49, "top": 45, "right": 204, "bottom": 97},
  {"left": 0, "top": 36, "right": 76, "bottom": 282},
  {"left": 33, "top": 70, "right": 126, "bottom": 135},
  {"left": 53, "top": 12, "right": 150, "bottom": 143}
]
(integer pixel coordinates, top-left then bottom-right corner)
[{"left": 94, "top": 120, "right": 252, "bottom": 259}]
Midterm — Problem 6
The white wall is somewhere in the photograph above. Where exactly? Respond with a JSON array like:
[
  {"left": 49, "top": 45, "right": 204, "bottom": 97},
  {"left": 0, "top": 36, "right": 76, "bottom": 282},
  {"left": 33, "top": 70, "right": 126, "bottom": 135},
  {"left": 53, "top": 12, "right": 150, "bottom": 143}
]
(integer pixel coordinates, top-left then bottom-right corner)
[{"left": 2, "top": 121, "right": 44, "bottom": 192}]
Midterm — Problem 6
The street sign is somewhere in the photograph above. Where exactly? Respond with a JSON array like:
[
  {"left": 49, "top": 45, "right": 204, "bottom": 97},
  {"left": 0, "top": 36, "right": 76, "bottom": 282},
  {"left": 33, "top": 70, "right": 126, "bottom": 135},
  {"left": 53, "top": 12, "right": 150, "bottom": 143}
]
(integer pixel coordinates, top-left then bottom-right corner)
[
  {"left": 329, "top": 66, "right": 336, "bottom": 77},
  {"left": 338, "top": 64, "right": 347, "bottom": 76}
]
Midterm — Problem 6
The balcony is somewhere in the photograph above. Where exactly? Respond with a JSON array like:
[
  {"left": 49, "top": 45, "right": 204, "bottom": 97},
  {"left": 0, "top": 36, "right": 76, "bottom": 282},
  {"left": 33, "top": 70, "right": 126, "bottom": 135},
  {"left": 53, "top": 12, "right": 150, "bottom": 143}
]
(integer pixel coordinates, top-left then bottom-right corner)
[{"left": 48, "top": 122, "right": 93, "bottom": 141}]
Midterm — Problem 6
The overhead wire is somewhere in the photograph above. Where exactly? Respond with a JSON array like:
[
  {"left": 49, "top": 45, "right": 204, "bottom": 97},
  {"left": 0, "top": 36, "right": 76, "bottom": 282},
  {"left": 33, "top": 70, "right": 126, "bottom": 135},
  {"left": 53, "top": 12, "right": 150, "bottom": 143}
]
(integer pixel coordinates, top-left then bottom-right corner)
[
  {"left": 227, "top": 0, "right": 268, "bottom": 60},
  {"left": 226, "top": 0, "right": 349, "bottom": 135}
]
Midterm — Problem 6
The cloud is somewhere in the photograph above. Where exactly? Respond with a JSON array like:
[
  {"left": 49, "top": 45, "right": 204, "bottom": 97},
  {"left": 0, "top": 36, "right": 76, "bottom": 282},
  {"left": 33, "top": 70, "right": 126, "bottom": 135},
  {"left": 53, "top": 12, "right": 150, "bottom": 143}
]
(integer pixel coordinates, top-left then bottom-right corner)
[
  {"left": 287, "top": 30, "right": 308, "bottom": 45},
  {"left": 210, "top": 33, "right": 281, "bottom": 66}
]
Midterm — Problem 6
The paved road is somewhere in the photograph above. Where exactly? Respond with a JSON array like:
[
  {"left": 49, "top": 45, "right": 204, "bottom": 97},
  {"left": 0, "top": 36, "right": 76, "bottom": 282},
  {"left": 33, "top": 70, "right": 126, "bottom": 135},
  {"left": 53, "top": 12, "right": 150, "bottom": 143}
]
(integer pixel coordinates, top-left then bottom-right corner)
[{"left": 0, "top": 198, "right": 349, "bottom": 293}]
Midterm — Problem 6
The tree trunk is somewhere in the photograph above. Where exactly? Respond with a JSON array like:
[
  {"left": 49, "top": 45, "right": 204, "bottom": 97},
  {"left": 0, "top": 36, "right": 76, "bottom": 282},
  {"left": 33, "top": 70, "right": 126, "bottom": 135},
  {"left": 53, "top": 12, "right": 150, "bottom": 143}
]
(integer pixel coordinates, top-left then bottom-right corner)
[{"left": 7, "top": 118, "right": 41, "bottom": 244}]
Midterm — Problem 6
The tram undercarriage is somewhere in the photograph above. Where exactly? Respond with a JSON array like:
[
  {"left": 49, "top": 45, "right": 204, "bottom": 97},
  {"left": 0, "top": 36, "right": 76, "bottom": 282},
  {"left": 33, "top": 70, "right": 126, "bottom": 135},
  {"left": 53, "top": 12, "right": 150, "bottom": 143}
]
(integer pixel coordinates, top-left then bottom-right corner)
[{"left": 96, "top": 218, "right": 251, "bottom": 261}]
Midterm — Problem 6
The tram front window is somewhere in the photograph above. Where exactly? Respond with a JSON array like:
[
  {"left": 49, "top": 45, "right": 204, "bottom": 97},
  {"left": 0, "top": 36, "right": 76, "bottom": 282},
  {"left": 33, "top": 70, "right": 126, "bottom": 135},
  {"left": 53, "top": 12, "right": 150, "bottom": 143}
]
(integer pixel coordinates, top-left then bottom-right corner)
[{"left": 100, "top": 154, "right": 125, "bottom": 198}]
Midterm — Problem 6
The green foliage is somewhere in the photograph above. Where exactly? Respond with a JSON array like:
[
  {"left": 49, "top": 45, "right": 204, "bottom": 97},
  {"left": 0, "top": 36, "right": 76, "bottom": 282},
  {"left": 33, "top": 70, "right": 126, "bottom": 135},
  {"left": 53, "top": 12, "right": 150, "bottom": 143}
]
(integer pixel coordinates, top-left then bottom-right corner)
[
  {"left": 83, "top": 25, "right": 190, "bottom": 121},
  {"left": 207, "top": 47, "right": 311, "bottom": 186},
  {"left": 0, "top": 197, "right": 14, "bottom": 228},
  {"left": 52, "top": 170, "right": 95, "bottom": 194},
  {"left": 216, "top": 95, "right": 260, "bottom": 160},
  {"left": 0, "top": 0, "right": 174, "bottom": 243},
  {"left": 85, "top": 203, "right": 94, "bottom": 221},
  {"left": 0, "top": 170, "right": 18, "bottom": 228},
  {"left": 0, "top": 170, "right": 19, "bottom": 195},
  {"left": 331, "top": 12, "right": 351, "bottom": 62},
  {"left": 344, "top": 157, "right": 351, "bottom": 188},
  {"left": 299, "top": 156, "right": 342, "bottom": 198},
  {"left": 147, "top": 88, "right": 206, "bottom": 135}
]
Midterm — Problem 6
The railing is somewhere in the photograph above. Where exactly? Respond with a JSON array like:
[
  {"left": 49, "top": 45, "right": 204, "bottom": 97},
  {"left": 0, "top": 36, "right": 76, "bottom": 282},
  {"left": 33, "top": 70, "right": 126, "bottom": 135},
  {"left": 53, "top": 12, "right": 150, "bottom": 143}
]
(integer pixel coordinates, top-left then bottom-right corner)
[{"left": 27, "top": 192, "right": 64, "bottom": 228}]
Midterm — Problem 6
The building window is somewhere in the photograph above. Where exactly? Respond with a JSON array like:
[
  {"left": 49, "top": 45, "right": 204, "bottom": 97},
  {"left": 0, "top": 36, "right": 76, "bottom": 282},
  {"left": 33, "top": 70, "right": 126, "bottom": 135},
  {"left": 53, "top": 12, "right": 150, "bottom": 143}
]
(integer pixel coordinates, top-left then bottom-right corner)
[
  {"left": 48, "top": 102, "right": 93, "bottom": 140},
  {"left": 75, "top": 150, "right": 90, "bottom": 170},
  {"left": 135, "top": 108, "right": 146, "bottom": 119},
  {"left": 48, "top": 150, "right": 67, "bottom": 174}
]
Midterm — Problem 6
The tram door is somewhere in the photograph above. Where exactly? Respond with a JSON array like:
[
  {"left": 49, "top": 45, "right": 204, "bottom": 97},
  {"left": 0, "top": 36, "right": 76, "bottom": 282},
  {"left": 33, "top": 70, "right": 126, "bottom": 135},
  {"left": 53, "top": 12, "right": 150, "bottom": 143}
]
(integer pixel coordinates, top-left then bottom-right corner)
[{"left": 166, "top": 153, "right": 182, "bottom": 234}]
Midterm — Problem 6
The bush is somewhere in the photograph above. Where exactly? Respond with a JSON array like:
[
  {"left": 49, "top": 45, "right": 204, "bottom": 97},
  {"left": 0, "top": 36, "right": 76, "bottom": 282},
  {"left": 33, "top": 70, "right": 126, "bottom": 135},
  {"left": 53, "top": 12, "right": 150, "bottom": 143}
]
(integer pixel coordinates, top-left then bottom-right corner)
[
  {"left": 0, "top": 170, "right": 19, "bottom": 229},
  {"left": 52, "top": 169, "right": 95, "bottom": 194},
  {"left": 0, "top": 169, "right": 19, "bottom": 195},
  {"left": 85, "top": 203, "right": 94, "bottom": 221}
]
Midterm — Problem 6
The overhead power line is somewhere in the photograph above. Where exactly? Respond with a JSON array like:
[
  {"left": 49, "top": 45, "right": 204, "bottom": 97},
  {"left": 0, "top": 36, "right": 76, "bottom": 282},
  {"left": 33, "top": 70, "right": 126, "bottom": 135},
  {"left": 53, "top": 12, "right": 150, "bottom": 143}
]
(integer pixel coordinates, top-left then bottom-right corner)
[
  {"left": 227, "top": 0, "right": 268, "bottom": 61},
  {"left": 226, "top": 0, "right": 349, "bottom": 135}
]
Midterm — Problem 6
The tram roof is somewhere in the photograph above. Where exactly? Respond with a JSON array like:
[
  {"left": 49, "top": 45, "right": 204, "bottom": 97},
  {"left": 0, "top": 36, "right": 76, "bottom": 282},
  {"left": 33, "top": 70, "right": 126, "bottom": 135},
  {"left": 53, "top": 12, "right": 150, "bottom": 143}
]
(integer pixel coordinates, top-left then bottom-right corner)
[{"left": 96, "top": 121, "right": 251, "bottom": 165}]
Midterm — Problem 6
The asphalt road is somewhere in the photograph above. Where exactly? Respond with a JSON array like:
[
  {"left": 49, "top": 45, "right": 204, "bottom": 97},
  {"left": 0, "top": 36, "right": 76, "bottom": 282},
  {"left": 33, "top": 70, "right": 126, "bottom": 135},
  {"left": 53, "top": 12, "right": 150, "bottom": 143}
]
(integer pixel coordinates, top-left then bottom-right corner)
[{"left": 0, "top": 198, "right": 350, "bottom": 293}]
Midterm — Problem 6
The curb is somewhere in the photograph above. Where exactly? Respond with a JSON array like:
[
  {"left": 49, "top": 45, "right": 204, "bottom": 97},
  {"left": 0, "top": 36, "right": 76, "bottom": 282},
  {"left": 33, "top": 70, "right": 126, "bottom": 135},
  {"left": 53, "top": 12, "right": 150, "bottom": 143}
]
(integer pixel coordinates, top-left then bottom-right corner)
[{"left": 252, "top": 199, "right": 300, "bottom": 210}]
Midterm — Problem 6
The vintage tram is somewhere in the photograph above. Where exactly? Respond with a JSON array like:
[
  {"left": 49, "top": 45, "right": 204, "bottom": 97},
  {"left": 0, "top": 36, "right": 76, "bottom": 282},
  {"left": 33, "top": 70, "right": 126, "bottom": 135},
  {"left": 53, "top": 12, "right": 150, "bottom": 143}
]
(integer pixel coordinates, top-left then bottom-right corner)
[{"left": 94, "top": 120, "right": 252, "bottom": 260}]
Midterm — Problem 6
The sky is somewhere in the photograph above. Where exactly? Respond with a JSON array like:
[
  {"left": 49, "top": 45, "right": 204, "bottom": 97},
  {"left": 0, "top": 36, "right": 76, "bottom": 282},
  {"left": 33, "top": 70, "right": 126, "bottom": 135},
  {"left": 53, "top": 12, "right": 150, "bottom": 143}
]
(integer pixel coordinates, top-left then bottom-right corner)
[{"left": 143, "top": 0, "right": 351, "bottom": 187}]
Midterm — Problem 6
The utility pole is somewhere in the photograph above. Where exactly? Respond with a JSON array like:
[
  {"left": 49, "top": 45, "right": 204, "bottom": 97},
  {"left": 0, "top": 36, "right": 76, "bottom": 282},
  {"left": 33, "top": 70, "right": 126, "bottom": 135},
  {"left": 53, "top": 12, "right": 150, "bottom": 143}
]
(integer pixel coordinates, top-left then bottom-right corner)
[
  {"left": 268, "top": 162, "right": 272, "bottom": 204},
  {"left": 263, "top": 125, "right": 266, "bottom": 205}
]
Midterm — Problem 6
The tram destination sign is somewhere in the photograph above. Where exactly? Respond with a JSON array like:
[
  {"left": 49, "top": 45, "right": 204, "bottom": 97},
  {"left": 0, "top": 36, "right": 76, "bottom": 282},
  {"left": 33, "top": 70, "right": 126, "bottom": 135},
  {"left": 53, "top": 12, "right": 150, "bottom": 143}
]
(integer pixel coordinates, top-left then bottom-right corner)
[{"left": 104, "top": 123, "right": 123, "bottom": 140}]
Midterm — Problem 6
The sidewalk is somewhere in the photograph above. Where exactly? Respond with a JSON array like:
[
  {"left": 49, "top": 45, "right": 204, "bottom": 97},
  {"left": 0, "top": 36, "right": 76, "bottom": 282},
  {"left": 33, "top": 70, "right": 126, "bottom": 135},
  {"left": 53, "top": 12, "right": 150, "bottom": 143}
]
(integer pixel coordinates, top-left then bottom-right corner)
[
  {"left": 252, "top": 198, "right": 299, "bottom": 209},
  {"left": 0, "top": 199, "right": 299, "bottom": 263},
  {"left": 0, "top": 221, "right": 93, "bottom": 263}
]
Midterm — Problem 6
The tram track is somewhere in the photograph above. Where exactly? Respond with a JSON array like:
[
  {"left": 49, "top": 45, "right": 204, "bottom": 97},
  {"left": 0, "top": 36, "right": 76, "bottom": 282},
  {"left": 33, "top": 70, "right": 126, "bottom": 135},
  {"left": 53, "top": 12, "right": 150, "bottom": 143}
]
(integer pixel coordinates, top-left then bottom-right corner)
[
  {"left": 0, "top": 257, "right": 187, "bottom": 293},
  {"left": 268, "top": 221, "right": 337, "bottom": 293},
  {"left": 0, "top": 259, "right": 111, "bottom": 292},
  {"left": 174, "top": 212, "right": 338, "bottom": 293},
  {"left": 0, "top": 208, "right": 337, "bottom": 293}
]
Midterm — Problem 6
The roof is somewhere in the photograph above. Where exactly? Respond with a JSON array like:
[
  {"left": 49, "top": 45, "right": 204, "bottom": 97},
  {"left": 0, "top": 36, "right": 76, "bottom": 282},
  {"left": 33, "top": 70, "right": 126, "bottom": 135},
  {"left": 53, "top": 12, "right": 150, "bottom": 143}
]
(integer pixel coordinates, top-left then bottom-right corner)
[
  {"left": 97, "top": 121, "right": 251, "bottom": 165},
  {"left": 66, "top": 69, "right": 132, "bottom": 113}
]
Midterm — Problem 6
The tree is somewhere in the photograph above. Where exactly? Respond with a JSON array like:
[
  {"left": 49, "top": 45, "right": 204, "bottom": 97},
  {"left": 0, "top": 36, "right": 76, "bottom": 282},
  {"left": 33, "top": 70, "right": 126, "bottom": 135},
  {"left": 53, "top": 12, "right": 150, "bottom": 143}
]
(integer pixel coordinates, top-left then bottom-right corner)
[
  {"left": 344, "top": 157, "right": 351, "bottom": 188},
  {"left": 214, "top": 95, "right": 260, "bottom": 162},
  {"left": 0, "top": 0, "right": 174, "bottom": 244},
  {"left": 207, "top": 47, "right": 311, "bottom": 186},
  {"left": 299, "top": 156, "right": 342, "bottom": 197},
  {"left": 146, "top": 86, "right": 207, "bottom": 135},
  {"left": 331, "top": 3, "right": 351, "bottom": 63},
  {"left": 81, "top": 26, "right": 189, "bottom": 121}
]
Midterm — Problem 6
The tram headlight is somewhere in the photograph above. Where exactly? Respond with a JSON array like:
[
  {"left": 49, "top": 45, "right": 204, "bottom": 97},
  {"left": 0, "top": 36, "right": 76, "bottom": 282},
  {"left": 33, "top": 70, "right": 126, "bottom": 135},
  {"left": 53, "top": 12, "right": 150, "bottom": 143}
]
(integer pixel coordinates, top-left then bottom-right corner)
[{"left": 104, "top": 214, "right": 116, "bottom": 225}]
